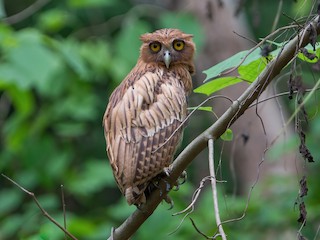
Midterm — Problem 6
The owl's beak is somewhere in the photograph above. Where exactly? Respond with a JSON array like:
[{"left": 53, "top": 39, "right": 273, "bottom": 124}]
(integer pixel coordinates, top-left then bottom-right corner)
[{"left": 163, "top": 50, "right": 171, "bottom": 68}]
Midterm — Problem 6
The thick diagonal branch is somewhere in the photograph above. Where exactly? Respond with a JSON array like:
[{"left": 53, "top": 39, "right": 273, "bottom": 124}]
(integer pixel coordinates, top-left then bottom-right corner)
[{"left": 108, "top": 16, "right": 320, "bottom": 240}]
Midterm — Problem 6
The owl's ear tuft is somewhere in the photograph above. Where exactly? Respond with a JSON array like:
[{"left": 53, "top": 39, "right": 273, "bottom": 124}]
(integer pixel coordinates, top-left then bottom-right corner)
[
  {"left": 181, "top": 34, "right": 194, "bottom": 40},
  {"left": 140, "top": 33, "right": 153, "bottom": 42}
]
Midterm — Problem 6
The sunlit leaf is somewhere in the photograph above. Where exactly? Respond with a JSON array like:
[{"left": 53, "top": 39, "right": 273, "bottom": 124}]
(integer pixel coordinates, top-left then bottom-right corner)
[
  {"left": 297, "top": 44, "right": 320, "bottom": 63},
  {"left": 203, "top": 48, "right": 262, "bottom": 82},
  {"left": 221, "top": 128, "right": 233, "bottom": 141},
  {"left": 188, "top": 106, "right": 213, "bottom": 112},
  {"left": 238, "top": 57, "right": 267, "bottom": 82},
  {"left": 194, "top": 77, "right": 242, "bottom": 95}
]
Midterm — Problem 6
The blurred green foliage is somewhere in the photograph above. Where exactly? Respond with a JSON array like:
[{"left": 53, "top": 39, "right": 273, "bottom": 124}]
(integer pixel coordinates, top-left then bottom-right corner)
[
  {"left": 0, "top": 0, "right": 320, "bottom": 239},
  {"left": 0, "top": 1, "right": 205, "bottom": 239}
]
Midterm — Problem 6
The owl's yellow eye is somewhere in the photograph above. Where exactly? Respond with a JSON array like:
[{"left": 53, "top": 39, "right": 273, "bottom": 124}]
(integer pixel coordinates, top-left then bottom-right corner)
[
  {"left": 149, "top": 42, "right": 161, "bottom": 53},
  {"left": 173, "top": 40, "right": 185, "bottom": 51}
]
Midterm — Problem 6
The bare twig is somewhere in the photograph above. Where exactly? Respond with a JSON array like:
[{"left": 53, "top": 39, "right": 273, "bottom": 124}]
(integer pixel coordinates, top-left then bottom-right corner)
[
  {"left": 2, "top": 174, "right": 77, "bottom": 240},
  {"left": 60, "top": 185, "right": 67, "bottom": 240},
  {"left": 314, "top": 222, "right": 320, "bottom": 240},
  {"left": 169, "top": 176, "right": 226, "bottom": 235},
  {"left": 189, "top": 217, "right": 220, "bottom": 239},
  {"left": 152, "top": 95, "right": 233, "bottom": 154},
  {"left": 107, "top": 16, "right": 320, "bottom": 240},
  {"left": 270, "top": 0, "right": 283, "bottom": 33},
  {"left": 208, "top": 139, "right": 227, "bottom": 240},
  {"left": 2, "top": 0, "right": 51, "bottom": 25},
  {"left": 220, "top": 24, "right": 298, "bottom": 78},
  {"left": 248, "top": 87, "right": 320, "bottom": 108}
]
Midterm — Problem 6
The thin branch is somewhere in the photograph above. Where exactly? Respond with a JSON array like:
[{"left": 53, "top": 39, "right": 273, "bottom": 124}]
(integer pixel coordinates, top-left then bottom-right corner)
[
  {"left": 208, "top": 139, "right": 227, "bottom": 240},
  {"left": 169, "top": 176, "right": 226, "bottom": 235},
  {"left": 220, "top": 24, "right": 298, "bottom": 78},
  {"left": 60, "top": 185, "right": 67, "bottom": 240},
  {"left": 152, "top": 95, "right": 233, "bottom": 154},
  {"left": 248, "top": 87, "right": 320, "bottom": 108},
  {"left": 189, "top": 218, "right": 217, "bottom": 239},
  {"left": 2, "top": 174, "right": 77, "bottom": 240},
  {"left": 2, "top": 0, "right": 51, "bottom": 25},
  {"left": 107, "top": 16, "right": 320, "bottom": 240},
  {"left": 270, "top": 0, "right": 283, "bottom": 33}
]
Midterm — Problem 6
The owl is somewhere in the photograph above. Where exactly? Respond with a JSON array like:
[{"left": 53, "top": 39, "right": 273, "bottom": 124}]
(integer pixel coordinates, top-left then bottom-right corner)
[{"left": 103, "top": 28, "right": 195, "bottom": 206}]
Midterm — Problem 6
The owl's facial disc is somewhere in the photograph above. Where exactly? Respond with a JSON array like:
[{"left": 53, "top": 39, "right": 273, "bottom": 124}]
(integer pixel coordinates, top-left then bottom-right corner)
[{"left": 163, "top": 50, "right": 171, "bottom": 68}]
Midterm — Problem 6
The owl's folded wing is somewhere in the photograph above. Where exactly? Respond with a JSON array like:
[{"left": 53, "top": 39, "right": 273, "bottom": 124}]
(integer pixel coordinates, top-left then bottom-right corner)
[{"left": 103, "top": 70, "right": 188, "bottom": 205}]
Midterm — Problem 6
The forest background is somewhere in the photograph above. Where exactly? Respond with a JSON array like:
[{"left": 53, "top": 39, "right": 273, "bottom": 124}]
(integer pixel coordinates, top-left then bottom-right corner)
[{"left": 0, "top": 0, "right": 320, "bottom": 239}]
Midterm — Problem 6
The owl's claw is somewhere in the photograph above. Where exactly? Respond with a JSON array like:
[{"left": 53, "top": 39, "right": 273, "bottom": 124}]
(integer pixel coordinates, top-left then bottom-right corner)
[
  {"left": 164, "top": 195, "right": 174, "bottom": 210},
  {"left": 163, "top": 166, "right": 172, "bottom": 177},
  {"left": 172, "top": 170, "right": 187, "bottom": 191},
  {"left": 179, "top": 170, "right": 187, "bottom": 185},
  {"left": 145, "top": 168, "right": 187, "bottom": 209}
]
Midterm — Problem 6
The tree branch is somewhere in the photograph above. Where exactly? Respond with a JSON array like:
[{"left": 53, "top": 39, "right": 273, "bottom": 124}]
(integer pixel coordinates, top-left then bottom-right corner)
[
  {"left": 2, "top": 0, "right": 50, "bottom": 25},
  {"left": 108, "top": 16, "right": 320, "bottom": 240}
]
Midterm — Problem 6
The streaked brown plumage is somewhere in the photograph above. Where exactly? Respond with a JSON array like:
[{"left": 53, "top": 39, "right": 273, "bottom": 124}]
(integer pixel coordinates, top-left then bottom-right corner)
[{"left": 103, "top": 28, "right": 195, "bottom": 206}]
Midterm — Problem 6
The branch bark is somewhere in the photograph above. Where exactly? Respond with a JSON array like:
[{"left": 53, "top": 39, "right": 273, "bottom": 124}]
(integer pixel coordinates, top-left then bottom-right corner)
[{"left": 108, "top": 16, "right": 320, "bottom": 240}]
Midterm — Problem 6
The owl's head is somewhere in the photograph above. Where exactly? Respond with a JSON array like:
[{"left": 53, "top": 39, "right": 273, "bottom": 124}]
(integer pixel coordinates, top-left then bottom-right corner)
[{"left": 139, "top": 28, "right": 195, "bottom": 73}]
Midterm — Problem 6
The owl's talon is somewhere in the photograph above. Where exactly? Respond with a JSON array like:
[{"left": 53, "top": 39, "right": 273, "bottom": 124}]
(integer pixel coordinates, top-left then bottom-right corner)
[
  {"left": 179, "top": 170, "right": 187, "bottom": 185},
  {"left": 163, "top": 166, "right": 172, "bottom": 177},
  {"left": 172, "top": 170, "right": 187, "bottom": 191},
  {"left": 164, "top": 195, "right": 174, "bottom": 210}
]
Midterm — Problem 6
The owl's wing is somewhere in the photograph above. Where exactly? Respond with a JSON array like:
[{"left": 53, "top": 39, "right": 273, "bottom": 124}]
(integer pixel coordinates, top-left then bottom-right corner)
[{"left": 103, "top": 68, "right": 188, "bottom": 205}]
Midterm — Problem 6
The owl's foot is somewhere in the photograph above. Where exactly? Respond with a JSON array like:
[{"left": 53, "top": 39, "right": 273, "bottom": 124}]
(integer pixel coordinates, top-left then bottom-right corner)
[
  {"left": 164, "top": 194, "right": 174, "bottom": 210},
  {"left": 175, "top": 170, "right": 187, "bottom": 190},
  {"left": 163, "top": 166, "right": 172, "bottom": 177},
  {"left": 161, "top": 167, "right": 187, "bottom": 191},
  {"left": 144, "top": 178, "right": 173, "bottom": 209}
]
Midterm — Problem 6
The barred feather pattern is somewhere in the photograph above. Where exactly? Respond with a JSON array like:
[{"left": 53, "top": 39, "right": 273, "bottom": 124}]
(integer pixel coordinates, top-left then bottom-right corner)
[{"left": 103, "top": 28, "right": 195, "bottom": 205}]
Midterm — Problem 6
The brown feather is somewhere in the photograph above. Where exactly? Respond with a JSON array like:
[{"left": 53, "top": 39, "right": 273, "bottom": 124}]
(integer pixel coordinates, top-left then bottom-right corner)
[{"left": 103, "top": 28, "right": 195, "bottom": 205}]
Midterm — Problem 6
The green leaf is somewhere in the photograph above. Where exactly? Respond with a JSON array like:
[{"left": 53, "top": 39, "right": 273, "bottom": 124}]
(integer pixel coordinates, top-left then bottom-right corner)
[
  {"left": 297, "top": 44, "right": 320, "bottom": 63},
  {"left": 68, "top": 0, "right": 117, "bottom": 8},
  {"left": 194, "top": 77, "right": 242, "bottom": 95},
  {"left": 203, "top": 48, "right": 262, "bottom": 82},
  {"left": 188, "top": 106, "right": 213, "bottom": 112},
  {"left": 238, "top": 57, "right": 267, "bottom": 82},
  {"left": 221, "top": 128, "right": 233, "bottom": 141}
]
